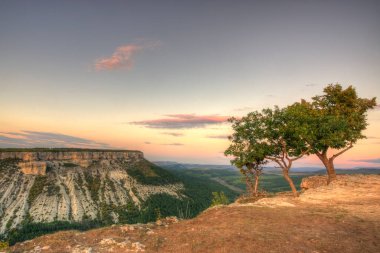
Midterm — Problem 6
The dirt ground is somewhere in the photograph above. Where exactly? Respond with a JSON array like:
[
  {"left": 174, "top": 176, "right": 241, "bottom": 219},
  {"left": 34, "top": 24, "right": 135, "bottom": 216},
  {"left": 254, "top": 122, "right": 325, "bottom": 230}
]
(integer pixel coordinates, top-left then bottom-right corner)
[{"left": 9, "top": 174, "right": 380, "bottom": 253}]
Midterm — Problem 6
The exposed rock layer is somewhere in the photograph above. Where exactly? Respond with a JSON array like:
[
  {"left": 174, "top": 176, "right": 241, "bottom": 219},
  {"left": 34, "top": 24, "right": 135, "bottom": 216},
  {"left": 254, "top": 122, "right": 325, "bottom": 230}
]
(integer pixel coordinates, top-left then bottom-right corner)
[{"left": 0, "top": 150, "right": 183, "bottom": 235}]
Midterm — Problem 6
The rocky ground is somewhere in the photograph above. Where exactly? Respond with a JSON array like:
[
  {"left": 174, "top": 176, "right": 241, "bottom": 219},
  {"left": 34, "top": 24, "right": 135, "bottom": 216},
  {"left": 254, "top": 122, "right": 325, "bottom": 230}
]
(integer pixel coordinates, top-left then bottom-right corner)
[{"left": 7, "top": 174, "right": 380, "bottom": 253}]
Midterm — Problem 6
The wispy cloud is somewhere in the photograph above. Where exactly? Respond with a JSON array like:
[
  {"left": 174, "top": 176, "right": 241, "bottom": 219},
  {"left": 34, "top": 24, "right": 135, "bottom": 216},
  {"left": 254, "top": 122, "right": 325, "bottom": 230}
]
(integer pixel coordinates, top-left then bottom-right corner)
[
  {"left": 233, "top": 107, "right": 255, "bottom": 112},
  {"left": 305, "top": 83, "right": 319, "bottom": 87},
  {"left": 161, "top": 143, "right": 184, "bottom": 146},
  {"left": 94, "top": 41, "right": 159, "bottom": 71},
  {"left": 206, "top": 134, "right": 230, "bottom": 140},
  {"left": 161, "top": 132, "right": 184, "bottom": 137},
  {"left": 352, "top": 158, "right": 380, "bottom": 164},
  {"left": 131, "top": 114, "right": 230, "bottom": 129},
  {"left": 0, "top": 131, "right": 111, "bottom": 149},
  {"left": 94, "top": 44, "right": 142, "bottom": 71}
]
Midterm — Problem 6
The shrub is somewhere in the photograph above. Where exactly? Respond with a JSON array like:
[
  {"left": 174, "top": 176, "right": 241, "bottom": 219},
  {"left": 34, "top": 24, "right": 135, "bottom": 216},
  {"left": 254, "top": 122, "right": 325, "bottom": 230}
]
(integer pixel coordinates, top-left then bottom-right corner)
[{"left": 210, "top": 191, "right": 229, "bottom": 207}]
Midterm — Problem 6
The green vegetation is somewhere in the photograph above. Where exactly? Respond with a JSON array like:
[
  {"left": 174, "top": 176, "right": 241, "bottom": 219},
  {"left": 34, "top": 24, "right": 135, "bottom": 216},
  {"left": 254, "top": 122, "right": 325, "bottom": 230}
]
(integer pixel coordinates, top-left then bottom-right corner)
[
  {"left": 1, "top": 220, "right": 101, "bottom": 246},
  {"left": 210, "top": 192, "right": 229, "bottom": 207},
  {"left": 0, "top": 241, "right": 9, "bottom": 251},
  {"left": 225, "top": 84, "right": 377, "bottom": 197},
  {"left": 299, "top": 84, "right": 376, "bottom": 182},
  {"left": 62, "top": 162, "right": 78, "bottom": 167},
  {"left": 125, "top": 159, "right": 181, "bottom": 185},
  {"left": 84, "top": 172, "right": 101, "bottom": 202},
  {"left": 164, "top": 165, "right": 308, "bottom": 193},
  {"left": 0, "top": 158, "right": 20, "bottom": 173},
  {"left": 27, "top": 176, "right": 48, "bottom": 205}
]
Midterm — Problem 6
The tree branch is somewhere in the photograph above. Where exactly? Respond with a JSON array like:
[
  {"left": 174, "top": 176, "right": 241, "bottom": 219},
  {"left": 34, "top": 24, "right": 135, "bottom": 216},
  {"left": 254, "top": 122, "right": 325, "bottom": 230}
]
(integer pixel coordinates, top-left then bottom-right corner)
[
  {"left": 331, "top": 143, "right": 353, "bottom": 160},
  {"left": 290, "top": 147, "right": 311, "bottom": 161}
]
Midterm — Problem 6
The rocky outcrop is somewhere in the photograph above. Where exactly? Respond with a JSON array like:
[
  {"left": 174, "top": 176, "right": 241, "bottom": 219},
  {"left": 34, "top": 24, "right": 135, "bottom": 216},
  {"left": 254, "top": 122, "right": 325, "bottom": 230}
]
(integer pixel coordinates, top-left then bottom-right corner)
[
  {"left": 18, "top": 161, "right": 47, "bottom": 175},
  {"left": 0, "top": 149, "right": 184, "bottom": 235},
  {"left": 300, "top": 175, "right": 328, "bottom": 190}
]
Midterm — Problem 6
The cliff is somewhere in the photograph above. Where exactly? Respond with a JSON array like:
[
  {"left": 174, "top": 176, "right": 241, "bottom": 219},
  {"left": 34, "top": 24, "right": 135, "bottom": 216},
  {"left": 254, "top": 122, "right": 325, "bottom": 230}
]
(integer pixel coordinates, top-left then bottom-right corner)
[
  {"left": 0, "top": 149, "right": 143, "bottom": 175},
  {"left": 0, "top": 149, "right": 184, "bottom": 236}
]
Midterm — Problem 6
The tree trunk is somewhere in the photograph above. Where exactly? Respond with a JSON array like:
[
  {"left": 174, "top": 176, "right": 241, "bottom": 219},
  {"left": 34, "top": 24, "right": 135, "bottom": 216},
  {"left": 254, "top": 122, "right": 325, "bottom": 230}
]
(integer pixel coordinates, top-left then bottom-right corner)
[
  {"left": 316, "top": 153, "right": 337, "bottom": 184},
  {"left": 245, "top": 176, "right": 254, "bottom": 196},
  {"left": 254, "top": 174, "right": 259, "bottom": 197},
  {"left": 282, "top": 169, "right": 298, "bottom": 197}
]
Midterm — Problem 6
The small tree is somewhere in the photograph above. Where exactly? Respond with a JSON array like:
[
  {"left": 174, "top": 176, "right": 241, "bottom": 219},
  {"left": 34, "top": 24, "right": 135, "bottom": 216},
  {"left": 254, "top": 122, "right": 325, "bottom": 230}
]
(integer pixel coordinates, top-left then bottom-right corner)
[
  {"left": 225, "top": 107, "right": 310, "bottom": 197},
  {"left": 307, "top": 84, "right": 377, "bottom": 182},
  {"left": 225, "top": 116, "right": 267, "bottom": 196}
]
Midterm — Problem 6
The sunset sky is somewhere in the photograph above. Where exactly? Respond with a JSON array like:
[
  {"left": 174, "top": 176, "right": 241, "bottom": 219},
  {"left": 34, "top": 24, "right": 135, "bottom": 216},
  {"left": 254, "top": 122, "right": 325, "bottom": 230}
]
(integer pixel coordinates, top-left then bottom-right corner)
[{"left": 1, "top": 0, "right": 379, "bottom": 168}]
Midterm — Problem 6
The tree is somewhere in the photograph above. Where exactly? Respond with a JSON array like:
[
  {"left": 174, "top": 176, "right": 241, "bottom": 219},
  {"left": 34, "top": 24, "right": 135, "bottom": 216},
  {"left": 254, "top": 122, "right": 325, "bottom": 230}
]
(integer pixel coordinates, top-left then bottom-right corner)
[
  {"left": 225, "top": 107, "right": 310, "bottom": 197},
  {"left": 307, "top": 84, "right": 377, "bottom": 182},
  {"left": 224, "top": 114, "right": 267, "bottom": 197}
]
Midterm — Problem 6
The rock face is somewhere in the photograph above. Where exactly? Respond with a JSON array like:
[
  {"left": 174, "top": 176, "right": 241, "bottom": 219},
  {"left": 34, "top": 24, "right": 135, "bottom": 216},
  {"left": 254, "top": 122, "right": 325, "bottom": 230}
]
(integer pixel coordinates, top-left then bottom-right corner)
[{"left": 0, "top": 149, "right": 184, "bottom": 235}]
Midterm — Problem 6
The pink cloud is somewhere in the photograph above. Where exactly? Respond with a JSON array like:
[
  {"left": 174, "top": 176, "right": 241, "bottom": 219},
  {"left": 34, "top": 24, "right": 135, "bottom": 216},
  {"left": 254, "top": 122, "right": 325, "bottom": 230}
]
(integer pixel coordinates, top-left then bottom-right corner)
[
  {"left": 94, "top": 44, "right": 142, "bottom": 71},
  {"left": 131, "top": 114, "right": 230, "bottom": 129}
]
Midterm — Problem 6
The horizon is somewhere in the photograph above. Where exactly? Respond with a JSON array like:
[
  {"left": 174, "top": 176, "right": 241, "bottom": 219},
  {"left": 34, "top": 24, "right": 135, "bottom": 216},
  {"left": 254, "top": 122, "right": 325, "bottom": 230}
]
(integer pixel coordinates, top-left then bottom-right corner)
[{"left": 1, "top": 0, "right": 379, "bottom": 168}]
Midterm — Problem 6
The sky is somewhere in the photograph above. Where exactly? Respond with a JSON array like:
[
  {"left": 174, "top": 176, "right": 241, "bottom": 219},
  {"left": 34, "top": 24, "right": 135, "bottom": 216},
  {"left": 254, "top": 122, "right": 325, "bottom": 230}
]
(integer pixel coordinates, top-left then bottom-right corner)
[{"left": 0, "top": 0, "right": 379, "bottom": 168}]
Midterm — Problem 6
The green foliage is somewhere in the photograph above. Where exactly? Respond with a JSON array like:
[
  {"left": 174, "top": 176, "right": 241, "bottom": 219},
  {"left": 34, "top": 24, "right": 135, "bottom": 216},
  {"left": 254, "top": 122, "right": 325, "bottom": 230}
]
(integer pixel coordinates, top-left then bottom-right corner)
[
  {"left": 28, "top": 176, "right": 48, "bottom": 205},
  {"left": 308, "top": 84, "right": 376, "bottom": 152},
  {"left": 62, "top": 162, "right": 78, "bottom": 168},
  {"left": 4, "top": 220, "right": 101, "bottom": 245},
  {"left": 0, "top": 241, "right": 9, "bottom": 251},
  {"left": 125, "top": 159, "right": 180, "bottom": 185},
  {"left": 210, "top": 191, "right": 229, "bottom": 206},
  {"left": 84, "top": 172, "right": 101, "bottom": 202},
  {"left": 0, "top": 158, "right": 20, "bottom": 178}
]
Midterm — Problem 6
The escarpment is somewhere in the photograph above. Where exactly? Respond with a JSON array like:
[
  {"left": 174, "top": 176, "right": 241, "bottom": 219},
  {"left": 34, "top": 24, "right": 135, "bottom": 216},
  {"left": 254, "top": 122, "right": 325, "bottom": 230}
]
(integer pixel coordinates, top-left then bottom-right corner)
[{"left": 0, "top": 149, "right": 184, "bottom": 235}]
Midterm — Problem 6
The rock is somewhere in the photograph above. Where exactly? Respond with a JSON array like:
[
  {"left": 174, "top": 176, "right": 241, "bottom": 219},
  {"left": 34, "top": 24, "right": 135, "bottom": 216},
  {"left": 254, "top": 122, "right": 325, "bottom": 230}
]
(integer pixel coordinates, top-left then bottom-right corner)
[
  {"left": 165, "top": 216, "right": 179, "bottom": 224},
  {"left": 131, "top": 242, "right": 145, "bottom": 252},
  {"left": 100, "top": 238, "right": 116, "bottom": 245},
  {"left": 300, "top": 175, "right": 328, "bottom": 190},
  {"left": 146, "top": 229, "right": 155, "bottom": 235}
]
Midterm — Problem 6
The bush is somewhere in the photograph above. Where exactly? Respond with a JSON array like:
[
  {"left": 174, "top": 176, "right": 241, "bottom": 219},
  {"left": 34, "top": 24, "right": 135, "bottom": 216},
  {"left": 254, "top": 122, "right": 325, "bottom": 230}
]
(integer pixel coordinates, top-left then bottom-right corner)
[
  {"left": 0, "top": 240, "right": 9, "bottom": 251},
  {"left": 210, "top": 191, "right": 229, "bottom": 207}
]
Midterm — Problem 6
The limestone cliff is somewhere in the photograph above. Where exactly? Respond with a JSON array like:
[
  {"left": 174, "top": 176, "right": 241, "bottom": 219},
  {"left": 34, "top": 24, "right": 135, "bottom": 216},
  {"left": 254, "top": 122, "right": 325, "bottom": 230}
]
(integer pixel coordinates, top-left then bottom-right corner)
[{"left": 0, "top": 149, "right": 184, "bottom": 235}]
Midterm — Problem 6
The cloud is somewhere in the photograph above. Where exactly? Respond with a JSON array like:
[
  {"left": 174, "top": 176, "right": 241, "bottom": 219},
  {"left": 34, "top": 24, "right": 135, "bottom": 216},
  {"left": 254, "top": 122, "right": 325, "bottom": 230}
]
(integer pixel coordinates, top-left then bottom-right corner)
[
  {"left": 161, "top": 143, "right": 184, "bottom": 146},
  {"left": 161, "top": 132, "right": 184, "bottom": 137},
  {"left": 233, "top": 107, "right": 255, "bottom": 112},
  {"left": 94, "top": 44, "right": 141, "bottom": 71},
  {"left": 144, "top": 141, "right": 152, "bottom": 145},
  {"left": 352, "top": 158, "right": 380, "bottom": 164},
  {"left": 0, "top": 131, "right": 111, "bottom": 149},
  {"left": 131, "top": 114, "right": 230, "bottom": 129},
  {"left": 305, "top": 83, "right": 318, "bottom": 87},
  {"left": 375, "top": 105, "right": 380, "bottom": 110},
  {"left": 206, "top": 134, "right": 230, "bottom": 140},
  {"left": 367, "top": 136, "right": 380, "bottom": 139}
]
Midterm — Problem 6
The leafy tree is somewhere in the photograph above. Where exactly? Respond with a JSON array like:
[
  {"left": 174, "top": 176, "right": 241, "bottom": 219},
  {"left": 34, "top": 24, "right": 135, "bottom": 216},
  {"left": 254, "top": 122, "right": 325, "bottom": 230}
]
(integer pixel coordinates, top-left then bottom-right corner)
[
  {"left": 225, "top": 107, "right": 310, "bottom": 197},
  {"left": 224, "top": 115, "right": 267, "bottom": 196},
  {"left": 306, "top": 84, "right": 376, "bottom": 182}
]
